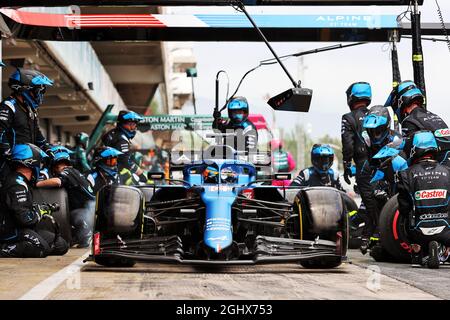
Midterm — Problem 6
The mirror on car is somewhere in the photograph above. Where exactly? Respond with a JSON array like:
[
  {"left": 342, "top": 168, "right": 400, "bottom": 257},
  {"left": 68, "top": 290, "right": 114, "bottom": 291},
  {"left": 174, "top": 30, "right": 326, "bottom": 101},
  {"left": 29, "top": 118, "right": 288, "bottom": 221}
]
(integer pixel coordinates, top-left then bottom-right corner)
[
  {"left": 273, "top": 173, "right": 291, "bottom": 181},
  {"left": 148, "top": 172, "right": 165, "bottom": 180},
  {"left": 267, "top": 87, "right": 313, "bottom": 113}
]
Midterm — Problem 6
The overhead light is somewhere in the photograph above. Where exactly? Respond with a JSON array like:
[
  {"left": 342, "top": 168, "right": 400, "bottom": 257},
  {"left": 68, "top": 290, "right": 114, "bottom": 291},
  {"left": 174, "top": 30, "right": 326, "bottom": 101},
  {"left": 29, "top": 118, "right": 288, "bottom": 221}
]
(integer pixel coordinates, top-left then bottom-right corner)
[{"left": 267, "top": 87, "right": 313, "bottom": 113}]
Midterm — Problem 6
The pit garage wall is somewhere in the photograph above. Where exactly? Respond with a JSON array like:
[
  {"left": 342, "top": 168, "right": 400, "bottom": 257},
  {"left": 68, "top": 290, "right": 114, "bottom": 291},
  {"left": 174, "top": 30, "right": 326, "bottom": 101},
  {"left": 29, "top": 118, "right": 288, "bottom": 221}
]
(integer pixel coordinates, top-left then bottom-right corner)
[
  {"left": 41, "top": 40, "right": 130, "bottom": 145},
  {"left": 3, "top": 7, "right": 128, "bottom": 145},
  {"left": 43, "top": 40, "right": 127, "bottom": 112}
]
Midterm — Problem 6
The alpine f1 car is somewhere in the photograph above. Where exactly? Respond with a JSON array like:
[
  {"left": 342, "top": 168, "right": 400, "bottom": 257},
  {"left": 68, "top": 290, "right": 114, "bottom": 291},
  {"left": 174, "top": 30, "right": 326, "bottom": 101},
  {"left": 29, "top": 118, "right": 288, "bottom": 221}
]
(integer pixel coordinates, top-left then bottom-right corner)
[{"left": 89, "top": 143, "right": 350, "bottom": 269}]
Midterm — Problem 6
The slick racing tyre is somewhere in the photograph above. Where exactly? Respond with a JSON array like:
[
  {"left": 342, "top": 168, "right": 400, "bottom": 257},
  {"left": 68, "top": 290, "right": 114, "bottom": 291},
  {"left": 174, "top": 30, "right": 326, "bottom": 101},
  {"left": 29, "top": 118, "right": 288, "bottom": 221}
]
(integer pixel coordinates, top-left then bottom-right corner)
[
  {"left": 340, "top": 192, "right": 361, "bottom": 249},
  {"left": 283, "top": 188, "right": 303, "bottom": 203},
  {"left": 294, "top": 187, "right": 348, "bottom": 269},
  {"left": 300, "top": 257, "right": 342, "bottom": 269},
  {"left": 33, "top": 188, "right": 72, "bottom": 244},
  {"left": 94, "top": 256, "right": 136, "bottom": 268},
  {"left": 379, "top": 195, "right": 411, "bottom": 263}
]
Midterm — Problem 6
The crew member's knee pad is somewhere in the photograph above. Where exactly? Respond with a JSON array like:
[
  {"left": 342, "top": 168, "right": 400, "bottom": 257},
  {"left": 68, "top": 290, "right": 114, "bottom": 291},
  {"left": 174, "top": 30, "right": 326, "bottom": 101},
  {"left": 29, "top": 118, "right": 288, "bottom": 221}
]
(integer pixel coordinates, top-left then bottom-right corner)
[{"left": 50, "top": 236, "right": 69, "bottom": 256}]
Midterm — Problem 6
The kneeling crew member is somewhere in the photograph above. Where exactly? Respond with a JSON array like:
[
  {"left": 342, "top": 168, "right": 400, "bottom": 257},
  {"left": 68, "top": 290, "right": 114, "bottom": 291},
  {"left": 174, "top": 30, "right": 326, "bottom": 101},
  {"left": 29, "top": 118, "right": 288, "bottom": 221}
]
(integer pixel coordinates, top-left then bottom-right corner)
[
  {"left": 398, "top": 131, "right": 450, "bottom": 268},
  {"left": 102, "top": 110, "right": 146, "bottom": 185},
  {"left": 37, "top": 146, "right": 95, "bottom": 248},
  {"left": 87, "top": 146, "right": 122, "bottom": 194},
  {"left": 0, "top": 144, "right": 68, "bottom": 257}
]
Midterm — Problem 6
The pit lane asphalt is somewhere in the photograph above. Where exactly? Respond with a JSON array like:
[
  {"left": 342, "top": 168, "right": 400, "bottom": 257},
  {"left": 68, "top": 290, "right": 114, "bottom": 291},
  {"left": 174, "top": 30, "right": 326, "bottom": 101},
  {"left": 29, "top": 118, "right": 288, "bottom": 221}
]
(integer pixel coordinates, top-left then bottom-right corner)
[
  {"left": 348, "top": 250, "right": 450, "bottom": 300},
  {"left": 0, "top": 248, "right": 446, "bottom": 300}
]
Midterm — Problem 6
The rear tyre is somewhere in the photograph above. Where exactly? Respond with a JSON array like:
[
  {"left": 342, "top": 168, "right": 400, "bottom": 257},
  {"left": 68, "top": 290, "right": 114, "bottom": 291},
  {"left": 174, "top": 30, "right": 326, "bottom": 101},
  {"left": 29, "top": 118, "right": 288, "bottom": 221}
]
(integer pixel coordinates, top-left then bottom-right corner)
[
  {"left": 427, "top": 241, "right": 440, "bottom": 269},
  {"left": 94, "top": 256, "right": 136, "bottom": 268},
  {"left": 300, "top": 257, "right": 342, "bottom": 269},
  {"left": 379, "top": 195, "right": 411, "bottom": 263}
]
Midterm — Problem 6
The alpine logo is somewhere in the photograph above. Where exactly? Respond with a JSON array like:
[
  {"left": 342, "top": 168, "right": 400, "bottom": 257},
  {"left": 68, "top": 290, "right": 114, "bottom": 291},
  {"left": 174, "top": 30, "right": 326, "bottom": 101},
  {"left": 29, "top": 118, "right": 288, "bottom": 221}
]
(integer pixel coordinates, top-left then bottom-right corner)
[
  {"left": 434, "top": 129, "right": 450, "bottom": 137},
  {"left": 415, "top": 189, "right": 447, "bottom": 200}
]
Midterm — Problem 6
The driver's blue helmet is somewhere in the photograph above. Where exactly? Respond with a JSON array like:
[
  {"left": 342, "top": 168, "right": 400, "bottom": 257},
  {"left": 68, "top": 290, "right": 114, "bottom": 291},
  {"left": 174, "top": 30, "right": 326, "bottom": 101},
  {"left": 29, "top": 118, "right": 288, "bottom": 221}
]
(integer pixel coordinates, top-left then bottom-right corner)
[
  {"left": 203, "top": 165, "right": 219, "bottom": 183},
  {"left": 311, "top": 144, "right": 334, "bottom": 173}
]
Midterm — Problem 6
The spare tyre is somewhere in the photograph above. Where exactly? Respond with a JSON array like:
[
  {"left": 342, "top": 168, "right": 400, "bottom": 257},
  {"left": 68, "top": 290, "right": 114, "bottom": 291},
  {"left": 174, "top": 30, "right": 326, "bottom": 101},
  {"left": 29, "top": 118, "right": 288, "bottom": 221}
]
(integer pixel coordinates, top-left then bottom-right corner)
[
  {"left": 33, "top": 187, "right": 71, "bottom": 244},
  {"left": 379, "top": 195, "right": 411, "bottom": 263}
]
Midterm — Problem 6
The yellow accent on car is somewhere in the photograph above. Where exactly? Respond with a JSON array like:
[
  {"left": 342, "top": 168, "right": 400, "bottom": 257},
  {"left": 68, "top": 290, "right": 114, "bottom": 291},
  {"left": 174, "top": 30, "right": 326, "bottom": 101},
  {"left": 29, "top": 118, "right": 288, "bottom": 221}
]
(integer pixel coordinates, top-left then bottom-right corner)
[{"left": 295, "top": 197, "right": 303, "bottom": 240}]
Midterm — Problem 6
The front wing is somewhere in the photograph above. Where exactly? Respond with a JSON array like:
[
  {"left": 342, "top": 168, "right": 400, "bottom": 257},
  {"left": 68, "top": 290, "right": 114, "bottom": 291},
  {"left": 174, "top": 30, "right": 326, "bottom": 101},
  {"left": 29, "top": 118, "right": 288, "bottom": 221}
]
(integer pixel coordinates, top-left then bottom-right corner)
[{"left": 86, "top": 235, "right": 343, "bottom": 265}]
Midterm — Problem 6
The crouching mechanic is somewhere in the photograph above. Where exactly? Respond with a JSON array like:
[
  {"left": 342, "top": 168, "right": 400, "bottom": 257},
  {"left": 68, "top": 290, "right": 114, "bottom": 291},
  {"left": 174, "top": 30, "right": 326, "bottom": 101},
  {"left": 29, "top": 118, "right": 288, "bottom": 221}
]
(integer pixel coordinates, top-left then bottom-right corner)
[
  {"left": 290, "top": 144, "right": 344, "bottom": 191},
  {"left": 359, "top": 105, "right": 404, "bottom": 253},
  {"left": 393, "top": 81, "right": 450, "bottom": 167},
  {"left": 36, "top": 146, "right": 95, "bottom": 248},
  {"left": 87, "top": 146, "right": 122, "bottom": 194},
  {"left": 0, "top": 144, "right": 68, "bottom": 257},
  {"left": 398, "top": 131, "right": 450, "bottom": 268},
  {"left": 102, "top": 110, "right": 146, "bottom": 185}
]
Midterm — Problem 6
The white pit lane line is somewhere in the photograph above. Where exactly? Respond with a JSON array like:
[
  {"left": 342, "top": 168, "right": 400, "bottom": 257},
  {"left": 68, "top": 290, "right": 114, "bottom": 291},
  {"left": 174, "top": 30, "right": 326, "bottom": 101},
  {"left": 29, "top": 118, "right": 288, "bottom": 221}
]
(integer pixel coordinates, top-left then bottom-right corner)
[{"left": 19, "top": 251, "right": 90, "bottom": 300}]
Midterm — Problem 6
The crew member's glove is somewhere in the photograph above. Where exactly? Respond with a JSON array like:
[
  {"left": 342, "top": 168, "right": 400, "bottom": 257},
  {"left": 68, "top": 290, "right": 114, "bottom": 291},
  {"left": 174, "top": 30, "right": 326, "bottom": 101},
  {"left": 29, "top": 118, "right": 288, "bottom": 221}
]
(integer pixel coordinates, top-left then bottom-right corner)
[
  {"left": 34, "top": 202, "right": 60, "bottom": 220},
  {"left": 212, "top": 111, "right": 226, "bottom": 130},
  {"left": 353, "top": 184, "right": 360, "bottom": 195},
  {"left": 374, "top": 189, "right": 389, "bottom": 204},
  {"left": 138, "top": 172, "right": 148, "bottom": 183},
  {"left": 343, "top": 162, "right": 355, "bottom": 185},
  {"left": 213, "top": 109, "right": 221, "bottom": 120},
  {"left": 0, "top": 142, "right": 11, "bottom": 159}
]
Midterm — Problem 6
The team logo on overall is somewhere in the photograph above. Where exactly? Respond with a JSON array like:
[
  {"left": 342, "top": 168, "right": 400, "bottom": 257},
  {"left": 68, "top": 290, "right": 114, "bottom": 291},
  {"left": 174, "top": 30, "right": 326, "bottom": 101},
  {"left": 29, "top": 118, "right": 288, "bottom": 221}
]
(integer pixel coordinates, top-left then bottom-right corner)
[
  {"left": 415, "top": 189, "right": 447, "bottom": 200},
  {"left": 434, "top": 129, "right": 450, "bottom": 137}
]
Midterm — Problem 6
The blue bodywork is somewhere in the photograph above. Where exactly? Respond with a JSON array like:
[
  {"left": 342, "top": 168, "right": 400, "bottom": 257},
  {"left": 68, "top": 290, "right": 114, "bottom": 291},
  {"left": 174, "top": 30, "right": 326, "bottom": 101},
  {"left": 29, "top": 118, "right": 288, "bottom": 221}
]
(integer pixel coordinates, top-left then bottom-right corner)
[{"left": 182, "top": 159, "right": 257, "bottom": 253}]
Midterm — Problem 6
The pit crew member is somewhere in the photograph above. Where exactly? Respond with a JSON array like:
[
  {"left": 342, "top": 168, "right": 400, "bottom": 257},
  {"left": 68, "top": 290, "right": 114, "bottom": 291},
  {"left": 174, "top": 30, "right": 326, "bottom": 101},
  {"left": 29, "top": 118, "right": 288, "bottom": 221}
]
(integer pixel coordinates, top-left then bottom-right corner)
[
  {"left": 397, "top": 131, "right": 450, "bottom": 268},
  {"left": 0, "top": 144, "right": 68, "bottom": 257}
]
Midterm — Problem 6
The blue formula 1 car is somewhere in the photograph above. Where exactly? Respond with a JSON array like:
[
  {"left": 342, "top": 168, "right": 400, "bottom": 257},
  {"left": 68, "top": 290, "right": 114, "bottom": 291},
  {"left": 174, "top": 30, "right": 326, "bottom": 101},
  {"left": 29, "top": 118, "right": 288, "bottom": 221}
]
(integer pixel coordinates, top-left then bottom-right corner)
[{"left": 89, "top": 145, "right": 349, "bottom": 269}]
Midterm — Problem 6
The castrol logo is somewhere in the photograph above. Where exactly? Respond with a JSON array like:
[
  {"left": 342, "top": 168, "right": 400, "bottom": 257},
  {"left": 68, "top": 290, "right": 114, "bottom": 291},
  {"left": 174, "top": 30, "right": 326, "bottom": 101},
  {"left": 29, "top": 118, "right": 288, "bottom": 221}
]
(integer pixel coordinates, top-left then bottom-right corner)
[
  {"left": 415, "top": 189, "right": 447, "bottom": 200},
  {"left": 434, "top": 129, "right": 450, "bottom": 137}
]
